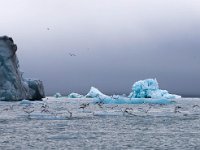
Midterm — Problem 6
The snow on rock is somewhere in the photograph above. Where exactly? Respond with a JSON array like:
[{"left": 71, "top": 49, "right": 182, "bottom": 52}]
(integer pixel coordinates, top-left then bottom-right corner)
[
  {"left": 67, "top": 93, "right": 84, "bottom": 98},
  {"left": 0, "top": 36, "right": 45, "bottom": 101},
  {"left": 129, "top": 79, "right": 181, "bottom": 99},
  {"left": 26, "top": 79, "right": 45, "bottom": 100}
]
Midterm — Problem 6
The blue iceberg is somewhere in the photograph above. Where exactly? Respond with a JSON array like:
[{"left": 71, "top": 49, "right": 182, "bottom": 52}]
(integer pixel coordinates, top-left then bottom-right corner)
[
  {"left": 94, "top": 97, "right": 172, "bottom": 105},
  {"left": 88, "top": 79, "right": 180, "bottom": 104},
  {"left": 129, "top": 79, "right": 181, "bottom": 99},
  {"left": 86, "top": 86, "right": 172, "bottom": 104}
]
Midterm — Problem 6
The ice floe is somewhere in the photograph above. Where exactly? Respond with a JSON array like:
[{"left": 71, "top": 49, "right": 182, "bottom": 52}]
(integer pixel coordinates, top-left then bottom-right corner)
[
  {"left": 129, "top": 79, "right": 181, "bottom": 99},
  {"left": 67, "top": 93, "right": 84, "bottom": 98}
]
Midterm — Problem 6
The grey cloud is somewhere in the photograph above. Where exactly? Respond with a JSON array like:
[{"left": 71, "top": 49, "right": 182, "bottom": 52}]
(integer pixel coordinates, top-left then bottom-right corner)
[{"left": 0, "top": 0, "right": 200, "bottom": 96}]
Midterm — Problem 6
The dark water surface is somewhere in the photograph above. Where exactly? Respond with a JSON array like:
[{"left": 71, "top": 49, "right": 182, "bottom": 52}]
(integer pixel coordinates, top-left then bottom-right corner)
[{"left": 0, "top": 98, "right": 200, "bottom": 150}]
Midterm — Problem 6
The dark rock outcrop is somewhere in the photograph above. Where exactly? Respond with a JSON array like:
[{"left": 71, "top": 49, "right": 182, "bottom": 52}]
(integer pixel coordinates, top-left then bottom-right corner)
[{"left": 0, "top": 36, "right": 45, "bottom": 101}]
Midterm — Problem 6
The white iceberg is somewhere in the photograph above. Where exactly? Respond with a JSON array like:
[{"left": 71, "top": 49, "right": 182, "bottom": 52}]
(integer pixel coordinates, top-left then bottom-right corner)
[
  {"left": 54, "top": 93, "right": 62, "bottom": 98},
  {"left": 86, "top": 79, "right": 180, "bottom": 105},
  {"left": 84, "top": 86, "right": 172, "bottom": 104},
  {"left": 85, "top": 87, "right": 110, "bottom": 99},
  {"left": 67, "top": 93, "right": 84, "bottom": 98}
]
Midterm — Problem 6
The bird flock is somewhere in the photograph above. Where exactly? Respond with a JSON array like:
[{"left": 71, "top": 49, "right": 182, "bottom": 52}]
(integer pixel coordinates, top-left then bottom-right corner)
[{"left": 0, "top": 100, "right": 200, "bottom": 120}]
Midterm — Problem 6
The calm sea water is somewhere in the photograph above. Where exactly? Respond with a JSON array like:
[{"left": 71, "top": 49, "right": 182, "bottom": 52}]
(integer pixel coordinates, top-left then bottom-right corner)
[{"left": 0, "top": 98, "right": 200, "bottom": 150}]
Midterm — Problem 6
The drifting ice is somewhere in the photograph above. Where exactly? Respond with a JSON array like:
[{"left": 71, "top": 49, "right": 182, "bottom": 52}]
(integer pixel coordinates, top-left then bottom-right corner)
[
  {"left": 67, "top": 93, "right": 84, "bottom": 98},
  {"left": 86, "top": 87, "right": 110, "bottom": 98},
  {"left": 129, "top": 79, "right": 181, "bottom": 99},
  {"left": 84, "top": 79, "right": 180, "bottom": 104},
  {"left": 54, "top": 93, "right": 62, "bottom": 98},
  {"left": 94, "top": 97, "right": 172, "bottom": 105}
]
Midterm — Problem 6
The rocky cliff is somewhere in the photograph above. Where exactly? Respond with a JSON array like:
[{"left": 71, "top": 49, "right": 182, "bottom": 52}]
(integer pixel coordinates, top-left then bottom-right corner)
[{"left": 0, "top": 36, "right": 45, "bottom": 101}]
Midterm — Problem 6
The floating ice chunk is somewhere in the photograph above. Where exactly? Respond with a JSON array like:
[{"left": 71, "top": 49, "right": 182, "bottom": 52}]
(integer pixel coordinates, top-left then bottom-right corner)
[
  {"left": 148, "top": 90, "right": 181, "bottom": 99},
  {"left": 85, "top": 80, "right": 177, "bottom": 104},
  {"left": 54, "top": 93, "right": 62, "bottom": 98},
  {"left": 67, "top": 93, "right": 84, "bottom": 98},
  {"left": 93, "top": 110, "right": 124, "bottom": 116},
  {"left": 121, "top": 94, "right": 127, "bottom": 97},
  {"left": 73, "top": 79, "right": 180, "bottom": 104},
  {"left": 85, "top": 87, "right": 109, "bottom": 98},
  {"left": 110, "top": 95, "right": 118, "bottom": 99},
  {"left": 94, "top": 97, "right": 172, "bottom": 105},
  {"left": 20, "top": 99, "right": 32, "bottom": 105},
  {"left": 129, "top": 79, "right": 181, "bottom": 99},
  {"left": 22, "top": 113, "right": 70, "bottom": 120}
]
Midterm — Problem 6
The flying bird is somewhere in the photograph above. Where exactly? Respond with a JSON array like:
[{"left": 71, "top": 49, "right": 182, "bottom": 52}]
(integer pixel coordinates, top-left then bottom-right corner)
[
  {"left": 79, "top": 103, "right": 89, "bottom": 110},
  {"left": 69, "top": 53, "right": 76, "bottom": 56},
  {"left": 174, "top": 106, "right": 182, "bottom": 113},
  {"left": 123, "top": 108, "right": 136, "bottom": 116},
  {"left": 192, "top": 105, "right": 200, "bottom": 108},
  {"left": 138, "top": 105, "right": 151, "bottom": 113}
]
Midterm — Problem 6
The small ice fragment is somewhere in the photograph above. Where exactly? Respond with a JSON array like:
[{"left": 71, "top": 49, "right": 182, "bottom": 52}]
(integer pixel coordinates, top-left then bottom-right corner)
[
  {"left": 20, "top": 99, "right": 32, "bottom": 105},
  {"left": 67, "top": 93, "right": 84, "bottom": 98},
  {"left": 54, "top": 93, "right": 62, "bottom": 98}
]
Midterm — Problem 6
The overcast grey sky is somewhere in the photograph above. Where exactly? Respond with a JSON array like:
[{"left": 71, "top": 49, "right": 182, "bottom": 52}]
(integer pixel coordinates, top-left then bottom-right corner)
[{"left": 0, "top": 0, "right": 200, "bottom": 96}]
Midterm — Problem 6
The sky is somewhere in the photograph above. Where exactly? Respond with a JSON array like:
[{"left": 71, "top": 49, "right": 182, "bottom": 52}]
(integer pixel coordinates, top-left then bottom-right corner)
[{"left": 0, "top": 0, "right": 200, "bottom": 96}]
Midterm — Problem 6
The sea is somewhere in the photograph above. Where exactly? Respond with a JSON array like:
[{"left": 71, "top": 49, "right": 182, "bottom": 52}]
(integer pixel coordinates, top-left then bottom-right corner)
[{"left": 0, "top": 97, "right": 200, "bottom": 150}]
